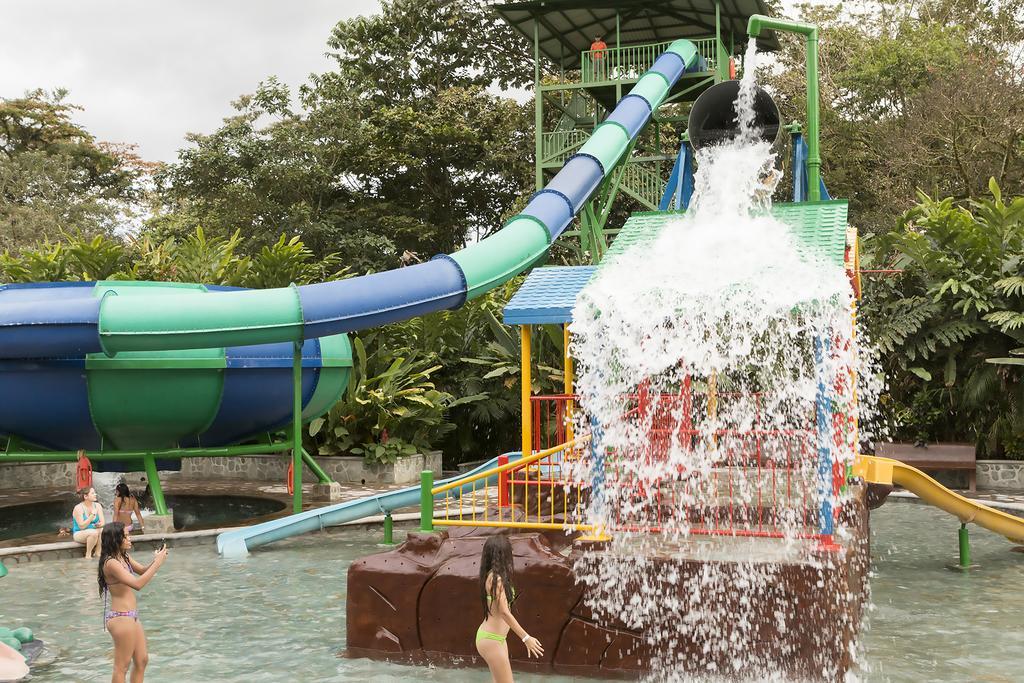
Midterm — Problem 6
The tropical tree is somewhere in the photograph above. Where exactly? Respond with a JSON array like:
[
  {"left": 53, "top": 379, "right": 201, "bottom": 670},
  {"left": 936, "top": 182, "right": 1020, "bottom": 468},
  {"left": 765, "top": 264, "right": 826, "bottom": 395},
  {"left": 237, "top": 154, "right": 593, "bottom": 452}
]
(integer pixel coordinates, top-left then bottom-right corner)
[
  {"left": 0, "top": 90, "right": 143, "bottom": 252},
  {"left": 151, "top": 0, "right": 535, "bottom": 266},
  {"left": 770, "top": 0, "right": 1024, "bottom": 235},
  {"left": 860, "top": 180, "right": 1024, "bottom": 456}
]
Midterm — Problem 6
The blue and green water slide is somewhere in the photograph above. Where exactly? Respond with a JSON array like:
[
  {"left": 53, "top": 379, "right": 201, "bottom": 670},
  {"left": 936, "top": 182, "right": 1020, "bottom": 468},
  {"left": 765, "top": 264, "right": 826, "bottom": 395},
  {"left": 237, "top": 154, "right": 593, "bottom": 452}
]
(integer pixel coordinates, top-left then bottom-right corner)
[
  {"left": 1, "top": 42, "right": 700, "bottom": 553},
  {"left": 0, "top": 41, "right": 701, "bottom": 455}
]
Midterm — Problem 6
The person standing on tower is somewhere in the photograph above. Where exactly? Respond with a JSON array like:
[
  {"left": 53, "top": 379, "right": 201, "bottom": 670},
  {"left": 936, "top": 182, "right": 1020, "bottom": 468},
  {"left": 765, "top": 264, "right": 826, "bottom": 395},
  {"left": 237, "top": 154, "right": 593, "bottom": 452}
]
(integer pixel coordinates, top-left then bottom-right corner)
[{"left": 590, "top": 34, "right": 607, "bottom": 78}]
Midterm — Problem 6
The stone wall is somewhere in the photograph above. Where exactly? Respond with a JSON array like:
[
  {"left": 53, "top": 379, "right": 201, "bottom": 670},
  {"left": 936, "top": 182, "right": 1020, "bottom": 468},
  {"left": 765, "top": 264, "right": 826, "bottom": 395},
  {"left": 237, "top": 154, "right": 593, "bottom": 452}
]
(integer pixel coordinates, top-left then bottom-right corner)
[
  {"left": 162, "top": 451, "right": 442, "bottom": 486},
  {"left": 0, "top": 452, "right": 441, "bottom": 491},
  {"left": 977, "top": 460, "right": 1024, "bottom": 491},
  {"left": 0, "top": 462, "right": 75, "bottom": 490}
]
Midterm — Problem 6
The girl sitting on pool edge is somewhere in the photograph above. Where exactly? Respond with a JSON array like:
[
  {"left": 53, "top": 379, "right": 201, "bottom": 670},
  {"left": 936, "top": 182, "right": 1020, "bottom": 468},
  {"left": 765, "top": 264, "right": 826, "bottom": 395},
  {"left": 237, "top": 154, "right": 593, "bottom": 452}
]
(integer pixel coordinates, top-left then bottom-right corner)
[
  {"left": 476, "top": 534, "right": 543, "bottom": 682},
  {"left": 71, "top": 486, "right": 104, "bottom": 558}
]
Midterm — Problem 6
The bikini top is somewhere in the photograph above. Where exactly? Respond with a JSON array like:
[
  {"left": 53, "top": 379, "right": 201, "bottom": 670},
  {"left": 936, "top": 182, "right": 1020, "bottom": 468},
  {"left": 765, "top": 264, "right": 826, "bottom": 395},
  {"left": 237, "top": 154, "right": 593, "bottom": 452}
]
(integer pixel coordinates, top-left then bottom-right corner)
[
  {"left": 72, "top": 504, "right": 99, "bottom": 533},
  {"left": 486, "top": 580, "right": 518, "bottom": 605}
]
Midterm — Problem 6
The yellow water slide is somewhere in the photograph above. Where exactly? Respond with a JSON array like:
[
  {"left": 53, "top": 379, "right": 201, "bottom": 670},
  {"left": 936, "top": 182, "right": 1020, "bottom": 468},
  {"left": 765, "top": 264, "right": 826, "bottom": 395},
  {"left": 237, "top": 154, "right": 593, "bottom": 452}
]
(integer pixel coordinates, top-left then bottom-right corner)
[{"left": 855, "top": 455, "right": 1024, "bottom": 544}]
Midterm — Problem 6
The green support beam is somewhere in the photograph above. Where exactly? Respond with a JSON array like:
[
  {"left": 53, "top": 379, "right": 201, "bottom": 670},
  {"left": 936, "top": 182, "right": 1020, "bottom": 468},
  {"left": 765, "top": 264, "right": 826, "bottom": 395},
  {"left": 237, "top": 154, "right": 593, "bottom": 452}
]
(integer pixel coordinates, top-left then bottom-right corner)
[
  {"left": 143, "top": 454, "right": 168, "bottom": 516},
  {"left": 292, "top": 341, "right": 303, "bottom": 513},
  {"left": 300, "top": 448, "right": 332, "bottom": 485},
  {"left": 0, "top": 442, "right": 293, "bottom": 463}
]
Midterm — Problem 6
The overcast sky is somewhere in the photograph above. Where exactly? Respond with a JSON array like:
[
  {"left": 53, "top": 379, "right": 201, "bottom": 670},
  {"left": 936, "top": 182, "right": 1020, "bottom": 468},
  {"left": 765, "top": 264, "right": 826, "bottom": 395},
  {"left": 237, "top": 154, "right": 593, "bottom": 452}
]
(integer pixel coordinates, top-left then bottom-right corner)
[{"left": 0, "top": 0, "right": 382, "bottom": 162}]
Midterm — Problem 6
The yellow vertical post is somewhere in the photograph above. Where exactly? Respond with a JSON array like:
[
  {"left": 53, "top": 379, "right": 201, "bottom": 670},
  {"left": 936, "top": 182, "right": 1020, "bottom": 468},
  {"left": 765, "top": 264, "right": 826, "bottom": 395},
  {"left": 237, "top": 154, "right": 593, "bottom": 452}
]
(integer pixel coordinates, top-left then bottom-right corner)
[
  {"left": 521, "top": 326, "right": 533, "bottom": 458},
  {"left": 563, "top": 323, "right": 574, "bottom": 442}
]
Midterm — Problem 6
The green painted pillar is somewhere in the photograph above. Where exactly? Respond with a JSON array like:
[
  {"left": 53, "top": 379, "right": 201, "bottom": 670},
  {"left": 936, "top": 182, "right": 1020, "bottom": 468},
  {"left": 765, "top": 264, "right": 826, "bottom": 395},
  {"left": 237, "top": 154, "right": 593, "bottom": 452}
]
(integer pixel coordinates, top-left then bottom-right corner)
[
  {"left": 959, "top": 523, "right": 971, "bottom": 568},
  {"left": 534, "top": 21, "right": 543, "bottom": 191},
  {"left": 292, "top": 341, "right": 303, "bottom": 513},
  {"left": 143, "top": 455, "right": 168, "bottom": 515},
  {"left": 0, "top": 559, "right": 8, "bottom": 578},
  {"left": 747, "top": 15, "right": 821, "bottom": 201},
  {"left": 420, "top": 470, "right": 434, "bottom": 532},
  {"left": 805, "top": 32, "right": 821, "bottom": 201}
]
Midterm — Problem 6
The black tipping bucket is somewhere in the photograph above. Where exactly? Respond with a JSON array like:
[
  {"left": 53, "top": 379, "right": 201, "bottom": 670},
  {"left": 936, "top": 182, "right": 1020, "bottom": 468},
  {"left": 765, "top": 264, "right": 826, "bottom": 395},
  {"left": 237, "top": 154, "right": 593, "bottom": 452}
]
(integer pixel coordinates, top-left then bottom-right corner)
[{"left": 687, "top": 80, "right": 782, "bottom": 150}]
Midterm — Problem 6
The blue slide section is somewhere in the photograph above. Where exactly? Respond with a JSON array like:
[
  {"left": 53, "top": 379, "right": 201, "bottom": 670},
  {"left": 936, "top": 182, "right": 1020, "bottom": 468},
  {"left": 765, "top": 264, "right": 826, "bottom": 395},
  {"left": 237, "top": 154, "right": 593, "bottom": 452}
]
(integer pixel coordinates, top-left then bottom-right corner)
[
  {"left": 0, "top": 41, "right": 699, "bottom": 359},
  {"left": 216, "top": 453, "right": 523, "bottom": 557}
]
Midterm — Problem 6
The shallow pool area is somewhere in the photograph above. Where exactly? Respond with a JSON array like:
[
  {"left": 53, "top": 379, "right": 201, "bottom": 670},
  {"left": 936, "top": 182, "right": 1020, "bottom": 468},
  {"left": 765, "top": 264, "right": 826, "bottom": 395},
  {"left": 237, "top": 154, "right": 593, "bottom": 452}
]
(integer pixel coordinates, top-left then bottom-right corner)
[{"left": 0, "top": 503, "right": 1021, "bottom": 681}]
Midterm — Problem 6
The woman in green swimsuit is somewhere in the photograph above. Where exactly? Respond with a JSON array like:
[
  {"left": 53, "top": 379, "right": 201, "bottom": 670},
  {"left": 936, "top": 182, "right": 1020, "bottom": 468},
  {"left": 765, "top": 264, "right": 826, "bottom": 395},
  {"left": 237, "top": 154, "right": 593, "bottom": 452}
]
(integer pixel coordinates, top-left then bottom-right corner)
[{"left": 476, "top": 535, "right": 543, "bottom": 682}]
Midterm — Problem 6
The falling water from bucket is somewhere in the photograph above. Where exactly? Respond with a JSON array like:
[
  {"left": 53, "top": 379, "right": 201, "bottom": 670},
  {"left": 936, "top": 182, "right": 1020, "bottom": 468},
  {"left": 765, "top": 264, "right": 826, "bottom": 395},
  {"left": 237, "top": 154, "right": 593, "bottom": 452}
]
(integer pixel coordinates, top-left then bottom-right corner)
[{"left": 568, "top": 39, "right": 882, "bottom": 681}]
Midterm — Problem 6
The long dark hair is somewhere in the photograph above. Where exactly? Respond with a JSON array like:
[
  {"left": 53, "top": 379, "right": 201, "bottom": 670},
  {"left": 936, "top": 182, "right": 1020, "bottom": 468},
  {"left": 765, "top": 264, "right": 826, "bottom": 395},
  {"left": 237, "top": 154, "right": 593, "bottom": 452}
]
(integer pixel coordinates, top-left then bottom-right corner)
[
  {"left": 479, "top": 534, "right": 515, "bottom": 616},
  {"left": 97, "top": 522, "right": 128, "bottom": 596},
  {"left": 114, "top": 482, "right": 134, "bottom": 500}
]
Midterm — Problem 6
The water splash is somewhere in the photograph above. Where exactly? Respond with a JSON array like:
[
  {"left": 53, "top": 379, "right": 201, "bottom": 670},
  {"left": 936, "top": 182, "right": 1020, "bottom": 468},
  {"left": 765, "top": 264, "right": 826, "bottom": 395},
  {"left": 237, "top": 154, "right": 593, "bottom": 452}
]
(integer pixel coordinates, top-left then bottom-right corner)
[{"left": 568, "top": 39, "right": 878, "bottom": 680}]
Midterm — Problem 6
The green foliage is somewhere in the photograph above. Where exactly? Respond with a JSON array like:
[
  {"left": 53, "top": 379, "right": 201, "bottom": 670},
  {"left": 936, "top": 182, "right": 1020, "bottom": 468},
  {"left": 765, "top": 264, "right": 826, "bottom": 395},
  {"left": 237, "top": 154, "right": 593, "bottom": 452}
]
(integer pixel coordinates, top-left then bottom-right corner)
[
  {"left": 366, "top": 280, "right": 566, "bottom": 465},
  {"left": 308, "top": 336, "right": 479, "bottom": 465},
  {"left": 861, "top": 180, "right": 1024, "bottom": 456},
  {"left": 0, "top": 228, "right": 350, "bottom": 288}
]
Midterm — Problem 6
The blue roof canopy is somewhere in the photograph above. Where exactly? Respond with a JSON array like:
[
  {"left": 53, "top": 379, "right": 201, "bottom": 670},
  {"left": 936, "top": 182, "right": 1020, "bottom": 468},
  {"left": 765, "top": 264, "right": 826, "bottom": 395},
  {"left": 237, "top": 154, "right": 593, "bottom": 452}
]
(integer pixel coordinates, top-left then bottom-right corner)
[{"left": 503, "top": 266, "right": 596, "bottom": 325}]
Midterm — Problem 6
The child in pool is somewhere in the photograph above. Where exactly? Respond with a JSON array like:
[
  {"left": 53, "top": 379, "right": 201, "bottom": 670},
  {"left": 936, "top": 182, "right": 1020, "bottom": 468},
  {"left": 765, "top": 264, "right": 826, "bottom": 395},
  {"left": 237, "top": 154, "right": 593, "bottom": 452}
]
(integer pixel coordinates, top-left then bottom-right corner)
[
  {"left": 113, "top": 483, "right": 145, "bottom": 534},
  {"left": 475, "top": 535, "right": 543, "bottom": 682}
]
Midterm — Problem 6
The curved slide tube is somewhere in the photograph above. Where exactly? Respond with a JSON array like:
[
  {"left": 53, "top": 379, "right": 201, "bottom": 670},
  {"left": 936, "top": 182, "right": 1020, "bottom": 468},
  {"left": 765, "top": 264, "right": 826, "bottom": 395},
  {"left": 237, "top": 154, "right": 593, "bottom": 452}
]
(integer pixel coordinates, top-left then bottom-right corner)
[
  {"left": 0, "top": 41, "right": 700, "bottom": 360},
  {"left": 855, "top": 455, "right": 1024, "bottom": 544},
  {"left": 217, "top": 452, "right": 523, "bottom": 557}
]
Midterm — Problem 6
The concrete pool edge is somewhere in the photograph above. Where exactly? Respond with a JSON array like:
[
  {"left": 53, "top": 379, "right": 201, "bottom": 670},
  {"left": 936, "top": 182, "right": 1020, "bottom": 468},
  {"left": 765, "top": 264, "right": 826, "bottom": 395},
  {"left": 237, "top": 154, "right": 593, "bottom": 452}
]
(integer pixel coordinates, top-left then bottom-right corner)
[{"left": 0, "top": 510, "right": 429, "bottom": 566}]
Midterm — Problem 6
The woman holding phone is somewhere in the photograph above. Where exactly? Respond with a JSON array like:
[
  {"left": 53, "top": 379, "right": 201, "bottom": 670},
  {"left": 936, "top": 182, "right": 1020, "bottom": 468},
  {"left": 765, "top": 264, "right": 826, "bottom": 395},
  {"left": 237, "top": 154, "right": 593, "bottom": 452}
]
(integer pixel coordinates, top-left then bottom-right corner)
[{"left": 97, "top": 522, "right": 168, "bottom": 683}]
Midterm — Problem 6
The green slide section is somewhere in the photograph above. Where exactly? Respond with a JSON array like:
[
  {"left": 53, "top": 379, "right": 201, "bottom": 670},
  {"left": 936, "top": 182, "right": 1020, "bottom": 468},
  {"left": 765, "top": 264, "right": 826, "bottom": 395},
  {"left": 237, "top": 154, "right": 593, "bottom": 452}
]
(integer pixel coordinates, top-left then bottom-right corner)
[
  {"left": 99, "top": 284, "right": 304, "bottom": 354},
  {"left": 91, "top": 40, "right": 698, "bottom": 354},
  {"left": 451, "top": 216, "right": 552, "bottom": 299},
  {"left": 302, "top": 334, "right": 353, "bottom": 421},
  {"left": 87, "top": 347, "right": 226, "bottom": 450}
]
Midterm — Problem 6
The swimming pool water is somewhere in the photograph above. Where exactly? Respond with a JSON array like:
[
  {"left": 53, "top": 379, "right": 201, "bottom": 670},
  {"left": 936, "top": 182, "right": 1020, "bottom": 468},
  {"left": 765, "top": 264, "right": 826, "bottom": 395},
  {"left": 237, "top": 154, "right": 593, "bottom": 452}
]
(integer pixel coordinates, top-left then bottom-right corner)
[{"left": 0, "top": 503, "right": 1021, "bottom": 681}]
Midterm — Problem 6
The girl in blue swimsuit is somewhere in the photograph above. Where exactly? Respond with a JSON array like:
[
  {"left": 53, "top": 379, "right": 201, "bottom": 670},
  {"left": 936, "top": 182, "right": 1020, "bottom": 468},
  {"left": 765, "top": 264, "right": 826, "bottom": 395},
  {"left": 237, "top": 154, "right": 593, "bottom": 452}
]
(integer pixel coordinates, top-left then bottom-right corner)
[
  {"left": 72, "top": 487, "right": 105, "bottom": 558},
  {"left": 476, "top": 535, "right": 543, "bottom": 682},
  {"left": 98, "top": 522, "right": 168, "bottom": 683}
]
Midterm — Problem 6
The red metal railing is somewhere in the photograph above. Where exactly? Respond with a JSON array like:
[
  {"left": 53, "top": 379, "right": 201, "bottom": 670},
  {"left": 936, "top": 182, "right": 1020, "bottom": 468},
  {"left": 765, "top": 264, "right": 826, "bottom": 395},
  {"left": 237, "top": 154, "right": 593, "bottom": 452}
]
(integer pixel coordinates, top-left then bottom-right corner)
[{"left": 525, "top": 385, "right": 831, "bottom": 544}]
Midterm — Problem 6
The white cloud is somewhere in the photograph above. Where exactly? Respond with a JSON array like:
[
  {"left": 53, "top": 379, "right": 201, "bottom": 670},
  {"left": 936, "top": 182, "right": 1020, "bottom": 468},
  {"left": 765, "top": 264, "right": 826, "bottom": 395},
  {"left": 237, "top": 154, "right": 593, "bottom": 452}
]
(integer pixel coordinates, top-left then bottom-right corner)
[{"left": 0, "top": 0, "right": 381, "bottom": 162}]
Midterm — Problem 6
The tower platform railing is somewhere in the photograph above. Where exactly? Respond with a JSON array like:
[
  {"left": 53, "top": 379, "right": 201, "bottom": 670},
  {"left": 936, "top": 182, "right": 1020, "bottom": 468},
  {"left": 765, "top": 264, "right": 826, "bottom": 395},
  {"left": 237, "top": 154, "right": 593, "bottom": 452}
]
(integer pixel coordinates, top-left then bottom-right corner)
[{"left": 580, "top": 37, "right": 718, "bottom": 84}]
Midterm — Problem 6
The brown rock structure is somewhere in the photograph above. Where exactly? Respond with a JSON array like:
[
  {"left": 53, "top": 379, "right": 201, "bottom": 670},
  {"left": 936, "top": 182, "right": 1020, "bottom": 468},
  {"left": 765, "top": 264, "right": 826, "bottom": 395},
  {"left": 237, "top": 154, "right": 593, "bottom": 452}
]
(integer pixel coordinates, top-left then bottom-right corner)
[{"left": 346, "top": 485, "right": 870, "bottom": 680}]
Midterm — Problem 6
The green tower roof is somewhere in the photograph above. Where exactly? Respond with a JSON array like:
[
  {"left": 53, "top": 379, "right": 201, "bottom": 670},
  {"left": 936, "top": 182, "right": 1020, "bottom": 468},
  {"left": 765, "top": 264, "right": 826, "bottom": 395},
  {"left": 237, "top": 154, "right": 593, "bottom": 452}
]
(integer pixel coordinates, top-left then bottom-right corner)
[
  {"left": 602, "top": 201, "right": 851, "bottom": 269},
  {"left": 492, "top": 0, "right": 780, "bottom": 68}
]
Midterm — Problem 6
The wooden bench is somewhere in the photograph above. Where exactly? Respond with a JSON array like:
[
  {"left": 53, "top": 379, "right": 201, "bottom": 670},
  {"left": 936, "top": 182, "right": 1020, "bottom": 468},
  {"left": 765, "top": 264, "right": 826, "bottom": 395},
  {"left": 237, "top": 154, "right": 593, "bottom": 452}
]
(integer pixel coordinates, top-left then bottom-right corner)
[{"left": 875, "top": 442, "right": 976, "bottom": 492}]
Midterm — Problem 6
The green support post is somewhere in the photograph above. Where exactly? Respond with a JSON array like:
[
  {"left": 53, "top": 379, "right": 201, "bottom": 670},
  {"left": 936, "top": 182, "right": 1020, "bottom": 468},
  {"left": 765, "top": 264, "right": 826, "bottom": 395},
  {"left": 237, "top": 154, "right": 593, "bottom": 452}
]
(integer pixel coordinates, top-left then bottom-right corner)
[
  {"left": 715, "top": 2, "right": 729, "bottom": 83},
  {"left": 0, "top": 559, "right": 8, "bottom": 578},
  {"left": 747, "top": 15, "right": 821, "bottom": 201},
  {"left": 959, "top": 523, "right": 971, "bottom": 568},
  {"left": 383, "top": 511, "right": 394, "bottom": 545},
  {"left": 300, "top": 448, "right": 331, "bottom": 485},
  {"left": 143, "top": 454, "right": 168, "bottom": 516},
  {"left": 292, "top": 341, "right": 303, "bottom": 513},
  {"left": 420, "top": 470, "right": 434, "bottom": 532},
  {"left": 533, "top": 21, "right": 543, "bottom": 191}
]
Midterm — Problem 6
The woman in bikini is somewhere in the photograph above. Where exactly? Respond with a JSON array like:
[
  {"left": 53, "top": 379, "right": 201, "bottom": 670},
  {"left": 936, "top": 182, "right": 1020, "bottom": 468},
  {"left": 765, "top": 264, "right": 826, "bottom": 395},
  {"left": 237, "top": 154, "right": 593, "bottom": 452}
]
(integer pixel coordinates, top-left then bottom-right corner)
[
  {"left": 97, "top": 522, "right": 167, "bottom": 683},
  {"left": 113, "top": 483, "right": 145, "bottom": 534},
  {"left": 476, "top": 535, "right": 543, "bottom": 682},
  {"left": 72, "top": 487, "right": 105, "bottom": 558}
]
